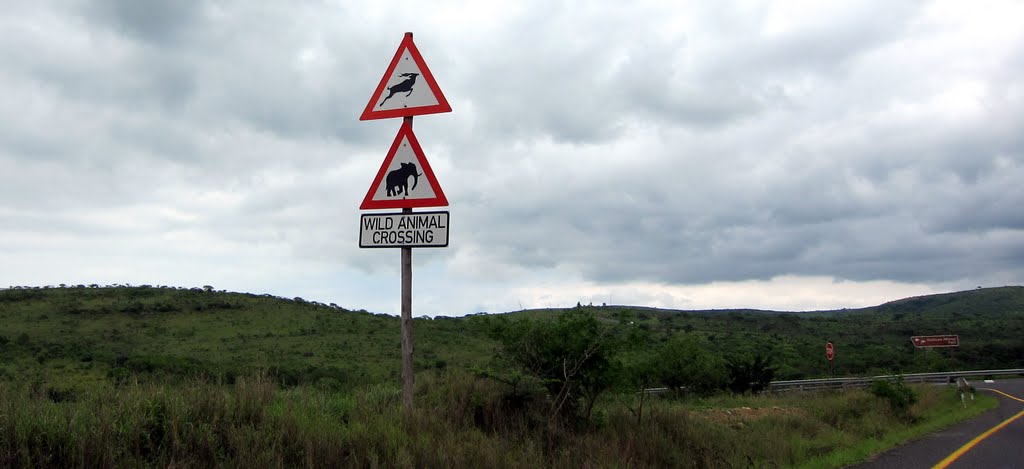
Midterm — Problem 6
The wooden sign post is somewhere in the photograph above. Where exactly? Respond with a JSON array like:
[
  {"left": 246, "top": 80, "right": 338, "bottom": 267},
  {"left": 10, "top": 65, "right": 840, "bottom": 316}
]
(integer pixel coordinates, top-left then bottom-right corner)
[
  {"left": 358, "top": 33, "right": 451, "bottom": 411},
  {"left": 401, "top": 204, "right": 413, "bottom": 410}
]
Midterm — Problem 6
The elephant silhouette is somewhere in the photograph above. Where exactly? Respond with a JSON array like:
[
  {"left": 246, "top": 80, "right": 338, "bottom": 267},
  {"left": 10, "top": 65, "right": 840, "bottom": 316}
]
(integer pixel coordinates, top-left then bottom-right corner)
[{"left": 386, "top": 162, "right": 422, "bottom": 197}]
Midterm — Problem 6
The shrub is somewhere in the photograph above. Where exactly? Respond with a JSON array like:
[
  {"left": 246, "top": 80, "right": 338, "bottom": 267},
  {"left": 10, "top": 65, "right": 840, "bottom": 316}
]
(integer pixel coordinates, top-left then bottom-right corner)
[
  {"left": 726, "top": 355, "right": 776, "bottom": 395},
  {"left": 657, "top": 336, "right": 727, "bottom": 396},
  {"left": 489, "top": 310, "right": 624, "bottom": 421},
  {"left": 870, "top": 376, "right": 918, "bottom": 417}
]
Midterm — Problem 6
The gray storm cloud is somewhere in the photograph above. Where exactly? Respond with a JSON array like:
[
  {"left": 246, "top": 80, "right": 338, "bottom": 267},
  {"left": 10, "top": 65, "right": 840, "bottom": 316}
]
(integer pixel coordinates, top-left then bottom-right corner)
[{"left": 1, "top": 1, "right": 1021, "bottom": 314}]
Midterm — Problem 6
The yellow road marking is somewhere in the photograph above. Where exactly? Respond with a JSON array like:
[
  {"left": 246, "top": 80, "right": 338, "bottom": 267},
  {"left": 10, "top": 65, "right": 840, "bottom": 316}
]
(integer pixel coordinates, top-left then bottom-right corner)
[
  {"left": 932, "top": 388, "right": 1024, "bottom": 469},
  {"left": 982, "top": 388, "right": 1024, "bottom": 404}
]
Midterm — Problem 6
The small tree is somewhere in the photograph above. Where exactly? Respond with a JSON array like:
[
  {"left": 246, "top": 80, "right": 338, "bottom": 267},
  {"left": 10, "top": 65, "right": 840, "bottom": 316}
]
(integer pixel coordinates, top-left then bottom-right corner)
[
  {"left": 726, "top": 354, "right": 776, "bottom": 394},
  {"left": 621, "top": 349, "right": 659, "bottom": 423},
  {"left": 490, "top": 310, "right": 623, "bottom": 422},
  {"left": 657, "top": 336, "right": 727, "bottom": 396}
]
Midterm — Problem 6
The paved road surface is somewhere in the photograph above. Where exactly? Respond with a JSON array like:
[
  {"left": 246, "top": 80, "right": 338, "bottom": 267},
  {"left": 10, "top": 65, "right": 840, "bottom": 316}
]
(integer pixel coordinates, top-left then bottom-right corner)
[{"left": 850, "top": 378, "right": 1024, "bottom": 469}]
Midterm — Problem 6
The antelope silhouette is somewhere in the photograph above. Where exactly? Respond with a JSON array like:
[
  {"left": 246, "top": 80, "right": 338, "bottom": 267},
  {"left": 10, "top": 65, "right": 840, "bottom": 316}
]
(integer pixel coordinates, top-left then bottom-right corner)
[{"left": 379, "top": 73, "right": 419, "bottom": 107}]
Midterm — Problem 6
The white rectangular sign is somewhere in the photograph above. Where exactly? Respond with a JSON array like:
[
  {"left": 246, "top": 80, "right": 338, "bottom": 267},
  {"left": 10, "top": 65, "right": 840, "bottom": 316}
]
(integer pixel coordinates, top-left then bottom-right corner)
[{"left": 360, "top": 211, "right": 449, "bottom": 248}]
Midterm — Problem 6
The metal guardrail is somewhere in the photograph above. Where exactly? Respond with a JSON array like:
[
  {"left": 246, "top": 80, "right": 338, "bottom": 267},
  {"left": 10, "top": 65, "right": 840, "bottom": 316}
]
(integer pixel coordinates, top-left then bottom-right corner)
[
  {"left": 643, "top": 369, "right": 1024, "bottom": 395},
  {"left": 767, "top": 368, "right": 1024, "bottom": 393}
]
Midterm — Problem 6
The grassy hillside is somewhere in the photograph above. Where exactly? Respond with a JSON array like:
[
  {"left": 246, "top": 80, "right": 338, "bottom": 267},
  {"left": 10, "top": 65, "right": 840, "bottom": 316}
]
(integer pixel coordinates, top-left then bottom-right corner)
[
  {"left": 1, "top": 284, "right": 1019, "bottom": 467},
  {"left": 0, "top": 285, "right": 495, "bottom": 392},
  {"left": 1, "top": 284, "right": 1022, "bottom": 393},
  {"left": 505, "top": 286, "right": 1024, "bottom": 378},
  {"left": 872, "top": 285, "right": 1024, "bottom": 315}
]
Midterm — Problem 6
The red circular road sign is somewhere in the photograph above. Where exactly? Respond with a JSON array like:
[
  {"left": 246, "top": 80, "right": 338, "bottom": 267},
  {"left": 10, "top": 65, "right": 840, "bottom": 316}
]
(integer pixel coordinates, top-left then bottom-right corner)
[{"left": 826, "top": 342, "right": 835, "bottom": 361}]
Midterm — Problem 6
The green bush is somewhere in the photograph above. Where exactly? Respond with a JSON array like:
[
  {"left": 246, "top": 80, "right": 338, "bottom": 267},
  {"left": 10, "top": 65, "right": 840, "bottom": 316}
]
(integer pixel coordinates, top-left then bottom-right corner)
[
  {"left": 870, "top": 377, "right": 918, "bottom": 417},
  {"left": 489, "top": 310, "right": 624, "bottom": 421},
  {"left": 726, "top": 354, "right": 776, "bottom": 395},
  {"left": 656, "top": 336, "right": 727, "bottom": 396}
]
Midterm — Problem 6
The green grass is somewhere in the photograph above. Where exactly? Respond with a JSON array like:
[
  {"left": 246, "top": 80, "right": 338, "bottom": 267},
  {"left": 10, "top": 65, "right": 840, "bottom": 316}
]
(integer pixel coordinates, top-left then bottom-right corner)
[
  {"left": 0, "top": 371, "right": 1000, "bottom": 468},
  {"left": 2, "top": 285, "right": 1023, "bottom": 392},
  {"left": 680, "top": 384, "right": 999, "bottom": 468},
  {"left": 0, "top": 285, "right": 1020, "bottom": 466},
  {"left": 797, "top": 389, "right": 998, "bottom": 468},
  {"left": 0, "top": 286, "right": 497, "bottom": 392}
]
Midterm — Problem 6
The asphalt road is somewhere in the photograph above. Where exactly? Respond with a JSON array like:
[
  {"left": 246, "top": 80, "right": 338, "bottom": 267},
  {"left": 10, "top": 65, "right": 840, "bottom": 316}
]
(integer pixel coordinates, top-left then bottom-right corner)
[{"left": 849, "top": 378, "right": 1024, "bottom": 469}]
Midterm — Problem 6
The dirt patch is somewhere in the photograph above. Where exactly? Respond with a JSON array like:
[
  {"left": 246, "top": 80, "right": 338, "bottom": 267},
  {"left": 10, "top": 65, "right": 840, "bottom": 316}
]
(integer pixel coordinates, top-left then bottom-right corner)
[{"left": 695, "top": 406, "right": 807, "bottom": 428}]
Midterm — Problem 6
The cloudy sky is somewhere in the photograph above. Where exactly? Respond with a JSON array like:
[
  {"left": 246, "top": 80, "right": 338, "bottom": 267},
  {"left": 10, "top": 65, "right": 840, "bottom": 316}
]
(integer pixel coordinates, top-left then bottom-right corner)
[{"left": 2, "top": 1, "right": 1022, "bottom": 316}]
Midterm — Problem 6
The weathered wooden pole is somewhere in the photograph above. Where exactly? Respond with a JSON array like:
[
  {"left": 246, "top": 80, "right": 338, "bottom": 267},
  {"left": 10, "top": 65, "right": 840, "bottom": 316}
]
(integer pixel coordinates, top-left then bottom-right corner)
[
  {"left": 357, "top": 30, "right": 450, "bottom": 413},
  {"left": 401, "top": 115, "right": 415, "bottom": 412}
]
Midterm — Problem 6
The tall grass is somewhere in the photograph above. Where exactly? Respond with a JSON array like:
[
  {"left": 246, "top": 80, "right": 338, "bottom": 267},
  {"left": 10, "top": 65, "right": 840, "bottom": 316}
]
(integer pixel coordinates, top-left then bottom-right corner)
[{"left": 0, "top": 372, "right": 996, "bottom": 468}]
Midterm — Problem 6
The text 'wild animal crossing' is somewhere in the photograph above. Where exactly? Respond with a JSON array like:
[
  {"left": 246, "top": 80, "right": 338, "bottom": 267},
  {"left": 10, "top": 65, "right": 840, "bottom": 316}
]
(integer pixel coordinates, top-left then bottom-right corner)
[{"left": 359, "top": 212, "right": 449, "bottom": 248}]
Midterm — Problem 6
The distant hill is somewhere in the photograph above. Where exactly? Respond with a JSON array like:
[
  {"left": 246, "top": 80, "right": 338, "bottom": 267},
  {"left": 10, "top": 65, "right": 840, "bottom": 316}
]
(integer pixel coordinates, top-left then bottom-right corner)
[
  {"left": 869, "top": 285, "right": 1024, "bottom": 315},
  {"left": 433, "top": 286, "right": 1024, "bottom": 381},
  {"left": 1, "top": 285, "right": 1021, "bottom": 390},
  {"left": 504, "top": 286, "right": 1024, "bottom": 317}
]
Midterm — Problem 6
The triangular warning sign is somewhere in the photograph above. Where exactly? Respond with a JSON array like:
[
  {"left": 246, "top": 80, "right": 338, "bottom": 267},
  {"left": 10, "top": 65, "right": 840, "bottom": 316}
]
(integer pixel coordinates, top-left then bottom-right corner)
[
  {"left": 360, "top": 120, "right": 448, "bottom": 210},
  {"left": 360, "top": 33, "right": 452, "bottom": 121}
]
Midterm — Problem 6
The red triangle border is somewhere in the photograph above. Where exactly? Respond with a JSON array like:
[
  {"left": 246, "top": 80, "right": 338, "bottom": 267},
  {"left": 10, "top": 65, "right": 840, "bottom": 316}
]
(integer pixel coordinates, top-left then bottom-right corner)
[
  {"left": 360, "top": 120, "right": 449, "bottom": 210},
  {"left": 359, "top": 33, "right": 452, "bottom": 121}
]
